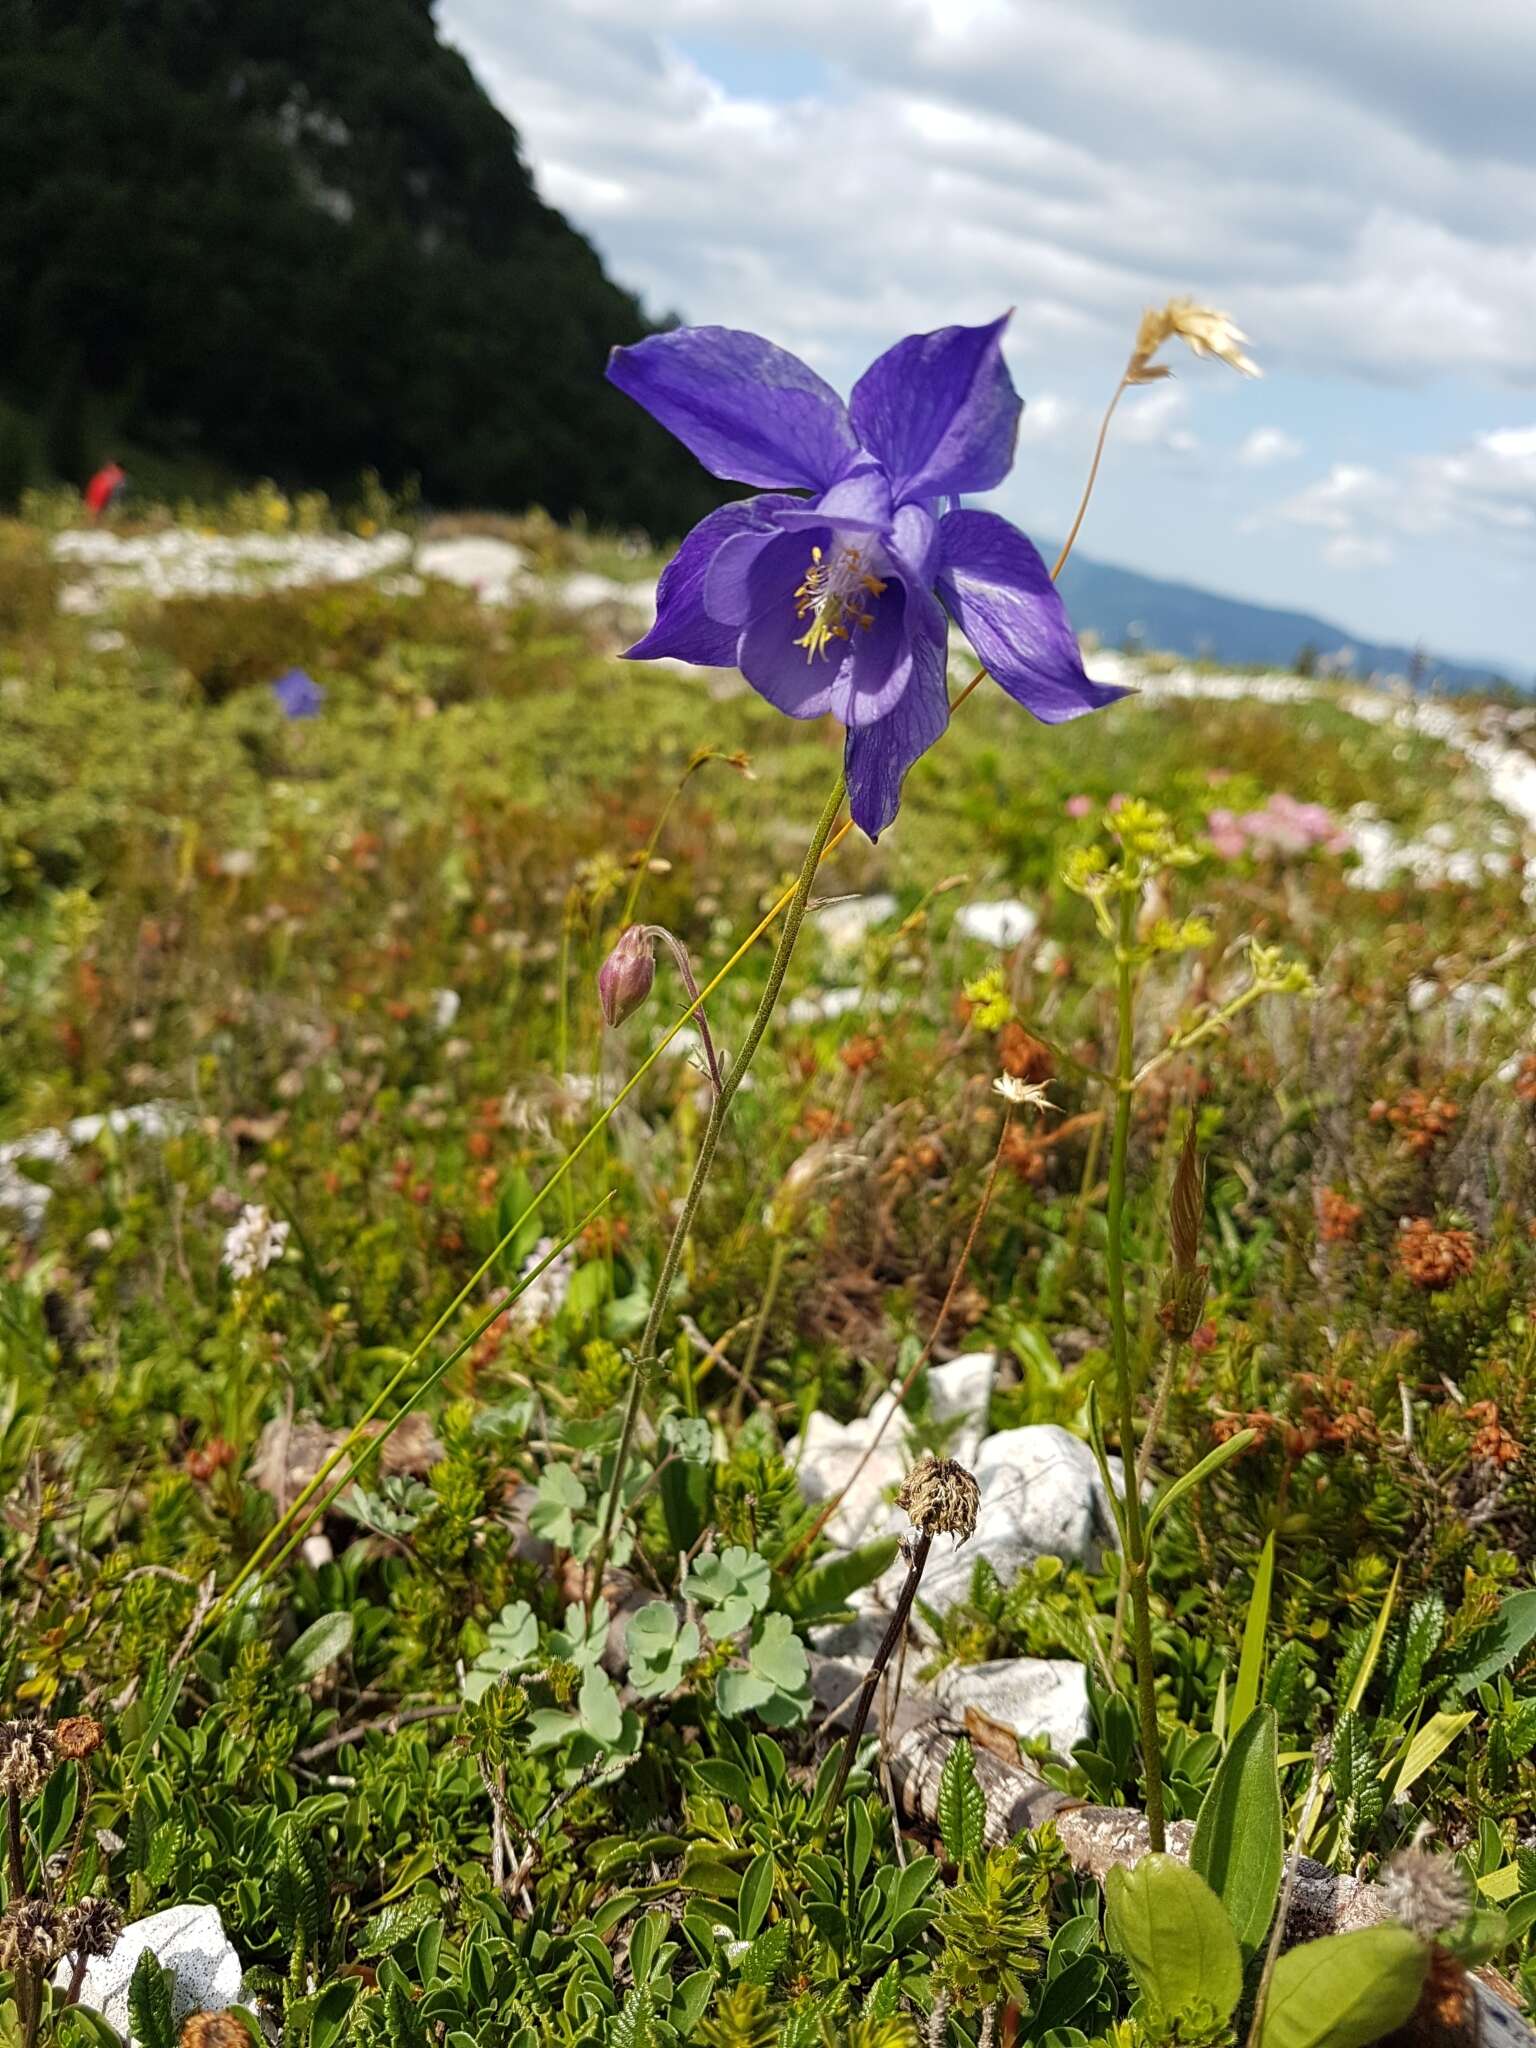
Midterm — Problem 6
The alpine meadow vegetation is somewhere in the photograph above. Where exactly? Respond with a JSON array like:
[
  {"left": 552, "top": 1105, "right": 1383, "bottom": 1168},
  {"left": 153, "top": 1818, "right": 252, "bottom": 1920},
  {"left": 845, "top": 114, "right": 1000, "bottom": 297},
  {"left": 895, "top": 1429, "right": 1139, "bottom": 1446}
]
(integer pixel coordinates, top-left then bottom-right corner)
[{"left": 2, "top": 299, "right": 1536, "bottom": 2048}]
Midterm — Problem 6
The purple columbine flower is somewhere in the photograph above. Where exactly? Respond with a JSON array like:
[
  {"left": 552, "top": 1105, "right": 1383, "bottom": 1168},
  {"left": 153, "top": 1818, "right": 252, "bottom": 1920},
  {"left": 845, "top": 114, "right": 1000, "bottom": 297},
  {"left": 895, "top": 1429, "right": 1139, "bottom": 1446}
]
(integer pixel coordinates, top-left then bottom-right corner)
[
  {"left": 271, "top": 667, "right": 324, "bottom": 719},
  {"left": 607, "top": 317, "right": 1128, "bottom": 838}
]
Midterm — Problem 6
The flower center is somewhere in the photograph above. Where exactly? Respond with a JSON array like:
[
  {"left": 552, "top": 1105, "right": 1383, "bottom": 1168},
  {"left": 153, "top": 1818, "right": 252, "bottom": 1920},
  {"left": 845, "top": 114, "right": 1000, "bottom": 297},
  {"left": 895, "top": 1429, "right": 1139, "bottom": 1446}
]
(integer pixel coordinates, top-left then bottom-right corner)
[{"left": 792, "top": 544, "right": 887, "bottom": 662}]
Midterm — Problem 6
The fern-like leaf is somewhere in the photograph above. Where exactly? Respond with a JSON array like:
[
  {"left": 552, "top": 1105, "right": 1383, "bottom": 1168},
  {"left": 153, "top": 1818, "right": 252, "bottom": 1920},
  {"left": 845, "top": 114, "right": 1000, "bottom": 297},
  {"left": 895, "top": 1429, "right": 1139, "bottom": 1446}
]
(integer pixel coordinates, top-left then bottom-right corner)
[
  {"left": 936, "top": 1737, "right": 985, "bottom": 1868},
  {"left": 127, "top": 1952, "right": 177, "bottom": 2048}
]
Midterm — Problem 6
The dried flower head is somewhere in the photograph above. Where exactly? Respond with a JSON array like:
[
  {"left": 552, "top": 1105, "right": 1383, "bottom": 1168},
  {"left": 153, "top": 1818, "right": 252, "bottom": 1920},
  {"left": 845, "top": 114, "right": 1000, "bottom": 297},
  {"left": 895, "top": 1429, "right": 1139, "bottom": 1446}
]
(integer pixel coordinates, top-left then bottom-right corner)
[
  {"left": 1377, "top": 1845, "right": 1470, "bottom": 1941},
  {"left": 0, "top": 1900, "right": 68, "bottom": 1971},
  {"left": 597, "top": 924, "right": 656, "bottom": 1029},
  {"left": 54, "top": 1715, "right": 106, "bottom": 1762},
  {"left": 0, "top": 1719, "right": 58, "bottom": 1798},
  {"left": 897, "top": 1454, "right": 980, "bottom": 1544},
  {"left": 180, "top": 2014, "right": 251, "bottom": 2048},
  {"left": 993, "top": 1074, "right": 1053, "bottom": 1112},
  {"left": 60, "top": 1897, "right": 124, "bottom": 1961},
  {"left": 1129, "top": 299, "right": 1260, "bottom": 383},
  {"left": 764, "top": 1138, "right": 859, "bottom": 1234}
]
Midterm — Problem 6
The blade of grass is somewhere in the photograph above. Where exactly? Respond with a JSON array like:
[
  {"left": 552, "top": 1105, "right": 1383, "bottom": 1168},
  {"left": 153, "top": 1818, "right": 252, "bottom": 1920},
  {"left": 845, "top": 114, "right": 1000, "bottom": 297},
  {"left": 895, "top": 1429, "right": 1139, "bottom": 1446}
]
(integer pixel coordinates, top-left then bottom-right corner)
[
  {"left": 1231, "top": 1531, "right": 1274, "bottom": 1739},
  {"left": 1145, "top": 1429, "right": 1256, "bottom": 1539},
  {"left": 1345, "top": 1563, "right": 1401, "bottom": 1713}
]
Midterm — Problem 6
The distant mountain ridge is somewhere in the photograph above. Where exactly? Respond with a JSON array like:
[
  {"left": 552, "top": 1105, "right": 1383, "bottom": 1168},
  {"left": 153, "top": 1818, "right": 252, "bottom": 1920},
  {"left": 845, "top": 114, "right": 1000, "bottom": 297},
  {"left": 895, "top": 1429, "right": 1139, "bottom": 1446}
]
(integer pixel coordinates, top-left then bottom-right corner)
[{"left": 1051, "top": 548, "right": 1527, "bottom": 692}]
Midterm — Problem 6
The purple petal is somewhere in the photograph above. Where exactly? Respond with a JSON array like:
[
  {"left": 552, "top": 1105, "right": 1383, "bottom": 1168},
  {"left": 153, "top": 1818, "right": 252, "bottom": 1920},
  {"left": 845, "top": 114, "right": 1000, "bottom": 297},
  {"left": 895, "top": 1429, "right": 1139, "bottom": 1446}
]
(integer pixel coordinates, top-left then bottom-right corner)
[
  {"left": 625, "top": 496, "right": 798, "bottom": 665},
  {"left": 843, "top": 592, "right": 949, "bottom": 839},
  {"left": 849, "top": 317, "right": 1021, "bottom": 503},
  {"left": 737, "top": 530, "right": 839, "bottom": 719},
  {"left": 887, "top": 502, "right": 939, "bottom": 585},
  {"left": 608, "top": 327, "right": 858, "bottom": 491},
  {"left": 830, "top": 576, "right": 911, "bottom": 729},
  {"left": 937, "top": 509, "right": 1132, "bottom": 722}
]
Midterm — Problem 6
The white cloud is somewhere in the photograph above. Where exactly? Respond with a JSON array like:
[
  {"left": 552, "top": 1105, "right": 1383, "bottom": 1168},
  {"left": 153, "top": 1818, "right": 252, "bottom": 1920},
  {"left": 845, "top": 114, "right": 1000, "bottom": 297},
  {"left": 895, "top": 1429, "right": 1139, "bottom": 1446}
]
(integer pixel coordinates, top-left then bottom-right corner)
[
  {"left": 1325, "top": 532, "right": 1394, "bottom": 570},
  {"left": 442, "top": 0, "right": 1536, "bottom": 391},
  {"left": 1016, "top": 393, "right": 1078, "bottom": 443},
  {"left": 1238, "top": 427, "right": 1304, "bottom": 467},
  {"left": 1273, "top": 426, "right": 1536, "bottom": 570},
  {"left": 1114, "top": 384, "right": 1198, "bottom": 455}
]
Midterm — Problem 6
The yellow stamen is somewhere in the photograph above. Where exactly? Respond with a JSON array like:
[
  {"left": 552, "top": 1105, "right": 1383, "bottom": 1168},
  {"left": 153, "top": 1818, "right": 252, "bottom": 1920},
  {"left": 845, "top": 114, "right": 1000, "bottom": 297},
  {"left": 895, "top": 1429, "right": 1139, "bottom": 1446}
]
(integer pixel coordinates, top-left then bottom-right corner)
[{"left": 793, "top": 543, "right": 886, "bottom": 662}]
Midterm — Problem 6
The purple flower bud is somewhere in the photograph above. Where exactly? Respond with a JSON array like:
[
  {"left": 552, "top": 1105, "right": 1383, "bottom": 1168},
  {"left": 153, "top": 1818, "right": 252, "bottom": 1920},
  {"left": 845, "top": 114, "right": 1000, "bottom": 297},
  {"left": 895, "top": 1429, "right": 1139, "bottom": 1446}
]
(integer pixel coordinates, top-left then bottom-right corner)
[{"left": 598, "top": 925, "right": 656, "bottom": 1028}]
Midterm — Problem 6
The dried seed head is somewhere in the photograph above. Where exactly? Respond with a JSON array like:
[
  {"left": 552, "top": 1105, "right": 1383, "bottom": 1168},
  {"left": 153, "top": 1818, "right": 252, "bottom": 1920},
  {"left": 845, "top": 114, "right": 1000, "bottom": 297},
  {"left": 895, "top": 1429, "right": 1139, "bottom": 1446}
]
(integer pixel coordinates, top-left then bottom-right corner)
[
  {"left": 597, "top": 925, "right": 656, "bottom": 1029},
  {"left": 897, "top": 1454, "right": 980, "bottom": 1544},
  {"left": 0, "top": 1719, "right": 58, "bottom": 1798},
  {"left": 180, "top": 2013, "right": 251, "bottom": 2048},
  {"left": 1129, "top": 298, "right": 1259, "bottom": 382},
  {"left": 1377, "top": 1846, "right": 1470, "bottom": 1940},
  {"left": 1158, "top": 1114, "right": 1210, "bottom": 1340},
  {"left": 54, "top": 1715, "right": 106, "bottom": 1762},
  {"left": 0, "top": 1900, "right": 69, "bottom": 1971},
  {"left": 993, "top": 1074, "right": 1053, "bottom": 1112},
  {"left": 60, "top": 1897, "right": 124, "bottom": 1960}
]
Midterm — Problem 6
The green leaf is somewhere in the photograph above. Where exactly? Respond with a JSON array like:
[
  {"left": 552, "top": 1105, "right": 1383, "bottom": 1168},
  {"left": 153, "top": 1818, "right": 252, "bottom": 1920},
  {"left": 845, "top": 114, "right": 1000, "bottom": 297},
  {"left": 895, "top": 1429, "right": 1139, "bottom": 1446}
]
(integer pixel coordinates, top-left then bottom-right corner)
[
  {"left": 1191, "top": 1706, "right": 1284, "bottom": 1958},
  {"left": 935, "top": 1738, "right": 986, "bottom": 1868},
  {"left": 1382, "top": 1710, "right": 1474, "bottom": 1798},
  {"left": 783, "top": 1536, "right": 901, "bottom": 1623},
  {"left": 1145, "top": 1430, "right": 1256, "bottom": 1538},
  {"left": 1344, "top": 1565, "right": 1400, "bottom": 1714},
  {"left": 528, "top": 1464, "right": 586, "bottom": 1548},
  {"left": 127, "top": 1953, "right": 177, "bottom": 2048},
  {"left": 311, "top": 1978, "right": 360, "bottom": 2048},
  {"left": 282, "top": 1610, "right": 355, "bottom": 1685},
  {"left": 1454, "top": 1588, "right": 1536, "bottom": 1694},
  {"left": 1104, "top": 1853, "right": 1243, "bottom": 2022},
  {"left": 738, "top": 1851, "right": 773, "bottom": 1939},
  {"left": 577, "top": 1667, "right": 624, "bottom": 1746},
  {"left": 1257, "top": 1925, "right": 1429, "bottom": 2048},
  {"left": 1231, "top": 1533, "right": 1273, "bottom": 1737}
]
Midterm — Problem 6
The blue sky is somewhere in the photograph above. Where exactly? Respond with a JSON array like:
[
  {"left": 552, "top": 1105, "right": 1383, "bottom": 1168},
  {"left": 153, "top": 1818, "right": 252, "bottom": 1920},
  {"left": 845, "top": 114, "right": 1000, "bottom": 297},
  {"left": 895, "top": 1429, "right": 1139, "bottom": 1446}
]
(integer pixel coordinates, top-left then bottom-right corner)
[{"left": 443, "top": 0, "right": 1536, "bottom": 676}]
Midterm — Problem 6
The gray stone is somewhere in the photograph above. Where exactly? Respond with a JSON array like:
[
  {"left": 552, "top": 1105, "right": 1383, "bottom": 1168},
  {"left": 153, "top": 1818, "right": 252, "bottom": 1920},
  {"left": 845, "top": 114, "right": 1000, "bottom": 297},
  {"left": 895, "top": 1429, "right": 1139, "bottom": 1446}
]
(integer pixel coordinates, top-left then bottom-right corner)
[
  {"left": 934, "top": 1656, "right": 1092, "bottom": 1759},
  {"left": 56, "top": 1903, "right": 243, "bottom": 2042}
]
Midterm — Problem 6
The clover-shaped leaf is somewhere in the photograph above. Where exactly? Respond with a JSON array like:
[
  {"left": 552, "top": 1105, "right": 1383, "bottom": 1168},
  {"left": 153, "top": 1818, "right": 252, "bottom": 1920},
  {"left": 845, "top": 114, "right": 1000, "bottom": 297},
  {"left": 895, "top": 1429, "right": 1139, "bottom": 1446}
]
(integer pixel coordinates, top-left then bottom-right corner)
[
  {"left": 529, "top": 1464, "right": 586, "bottom": 1548},
  {"left": 716, "top": 1612, "right": 811, "bottom": 1727},
  {"left": 684, "top": 1544, "right": 772, "bottom": 1641},
  {"left": 462, "top": 1599, "right": 539, "bottom": 1703},
  {"left": 626, "top": 1601, "right": 701, "bottom": 1700},
  {"left": 547, "top": 1598, "right": 609, "bottom": 1673},
  {"left": 661, "top": 1414, "right": 714, "bottom": 1467}
]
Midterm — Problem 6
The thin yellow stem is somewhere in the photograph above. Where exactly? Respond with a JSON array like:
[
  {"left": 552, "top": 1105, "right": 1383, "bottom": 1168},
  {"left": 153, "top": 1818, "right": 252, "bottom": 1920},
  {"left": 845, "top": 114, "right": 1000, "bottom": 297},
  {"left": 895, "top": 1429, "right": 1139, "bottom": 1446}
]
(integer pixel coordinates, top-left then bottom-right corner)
[{"left": 1051, "top": 374, "right": 1130, "bottom": 581}]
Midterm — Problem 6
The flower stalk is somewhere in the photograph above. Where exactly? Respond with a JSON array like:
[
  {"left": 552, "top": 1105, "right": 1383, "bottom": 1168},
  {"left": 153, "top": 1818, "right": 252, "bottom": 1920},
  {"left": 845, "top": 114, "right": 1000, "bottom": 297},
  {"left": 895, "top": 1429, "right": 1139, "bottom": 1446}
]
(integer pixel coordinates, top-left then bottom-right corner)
[
  {"left": 585, "top": 774, "right": 848, "bottom": 1615},
  {"left": 1105, "top": 884, "right": 1166, "bottom": 1851}
]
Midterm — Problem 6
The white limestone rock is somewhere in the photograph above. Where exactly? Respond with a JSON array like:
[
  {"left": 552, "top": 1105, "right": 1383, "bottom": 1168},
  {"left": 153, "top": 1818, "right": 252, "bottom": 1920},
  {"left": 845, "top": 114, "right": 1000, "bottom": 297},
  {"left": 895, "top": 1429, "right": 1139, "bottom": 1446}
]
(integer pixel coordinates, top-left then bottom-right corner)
[
  {"left": 56, "top": 1903, "right": 243, "bottom": 2043},
  {"left": 955, "top": 899, "right": 1038, "bottom": 948},
  {"left": 867, "top": 1423, "right": 1122, "bottom": 1628},
  {"left": 934, "top": 1656, "right": 1092, "bottom": 1759},
  {"left": 787, "top": 1353, "right": 997, "bottom": 1549},
  {"left": 813, "top": 893, "right": 899, "bottom": 954}
]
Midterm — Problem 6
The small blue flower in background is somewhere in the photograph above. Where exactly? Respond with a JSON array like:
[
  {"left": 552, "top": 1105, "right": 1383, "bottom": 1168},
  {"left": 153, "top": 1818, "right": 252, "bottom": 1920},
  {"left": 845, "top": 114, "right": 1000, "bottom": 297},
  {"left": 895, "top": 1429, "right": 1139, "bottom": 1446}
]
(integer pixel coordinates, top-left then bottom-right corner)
[
  {"left": 271, "top": 667, "right": 324, "bottom": 719},
  {"left": 607, "top": 317, "right": 1128, "bottom": 838}
]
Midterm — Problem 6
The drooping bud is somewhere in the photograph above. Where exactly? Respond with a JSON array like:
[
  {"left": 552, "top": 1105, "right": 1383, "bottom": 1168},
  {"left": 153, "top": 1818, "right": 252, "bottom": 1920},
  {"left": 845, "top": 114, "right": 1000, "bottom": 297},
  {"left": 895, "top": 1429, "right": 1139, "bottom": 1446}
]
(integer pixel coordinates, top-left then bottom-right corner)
[
  {"left": 597, "top": 925, "right": 656, "bottom": 1029},
  {"left": 1158, "top": 1115, "right": 1210, "bottom": 1342}
]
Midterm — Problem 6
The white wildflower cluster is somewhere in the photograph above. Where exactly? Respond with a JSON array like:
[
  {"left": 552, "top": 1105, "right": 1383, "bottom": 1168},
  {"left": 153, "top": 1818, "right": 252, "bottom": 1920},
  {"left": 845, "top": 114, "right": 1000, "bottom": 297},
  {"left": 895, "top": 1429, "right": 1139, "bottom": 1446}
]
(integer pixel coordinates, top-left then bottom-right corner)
[
  {"left": 506, "top": 1236, "right": 574, "bottom": 1334},
  {"left": 221, "top": 1204, "right": 291, "bottom": 1281}
]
